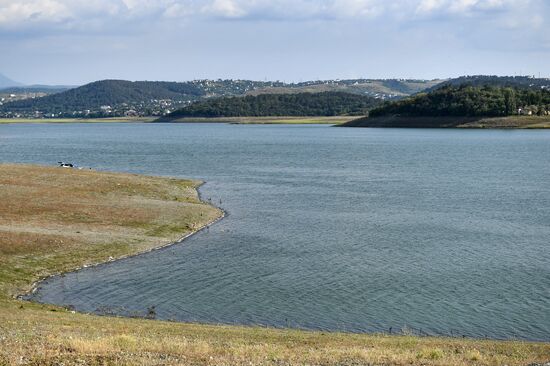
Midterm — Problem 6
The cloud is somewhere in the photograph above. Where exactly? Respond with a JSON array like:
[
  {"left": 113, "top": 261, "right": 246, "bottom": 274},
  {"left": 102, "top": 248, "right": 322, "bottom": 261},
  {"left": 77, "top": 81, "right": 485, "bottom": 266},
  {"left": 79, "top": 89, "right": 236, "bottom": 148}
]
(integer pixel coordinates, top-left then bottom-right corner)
[
  {"left": 415, "top": 0, "right": 527, "bottom": 16},
  {"left": 0, "top": 0, "right": 170, "bottom": 30},
  {"left": 0, "top": 0, "right": 70, "bottom": 25},
  {"left": 203, "top": 0, "right": 247, "bottom": 18},
  {"left": 0, "top": 0, "right": 547, "bottom": 31},
  {"left": 1, "top": 0, "right": 549, "bottom": 84}
]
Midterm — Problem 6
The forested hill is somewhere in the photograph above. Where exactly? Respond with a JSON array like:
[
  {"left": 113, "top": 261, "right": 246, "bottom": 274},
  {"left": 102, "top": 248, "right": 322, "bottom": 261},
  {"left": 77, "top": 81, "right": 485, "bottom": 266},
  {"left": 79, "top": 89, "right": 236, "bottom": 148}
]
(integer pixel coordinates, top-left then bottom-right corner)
[
  {"left": 426, "top": 75, "right": 550, "bottom": 91},
  {"left": 163, "top": 92, "right": 382, "bottom": 118},
  {"left": 368, "top": 85, "right": 550, "bottom": 118},
  {"left": 0, "top": 80, "right": 206, "bottom": 117}
]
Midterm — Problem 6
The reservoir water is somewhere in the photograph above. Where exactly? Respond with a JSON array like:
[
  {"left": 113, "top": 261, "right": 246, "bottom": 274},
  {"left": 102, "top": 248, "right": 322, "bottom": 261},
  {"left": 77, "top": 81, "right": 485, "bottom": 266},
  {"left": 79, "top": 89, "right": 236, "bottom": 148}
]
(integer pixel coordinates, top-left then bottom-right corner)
[{"left": 1, "top": 123, "right": 549, "bottom": 340}]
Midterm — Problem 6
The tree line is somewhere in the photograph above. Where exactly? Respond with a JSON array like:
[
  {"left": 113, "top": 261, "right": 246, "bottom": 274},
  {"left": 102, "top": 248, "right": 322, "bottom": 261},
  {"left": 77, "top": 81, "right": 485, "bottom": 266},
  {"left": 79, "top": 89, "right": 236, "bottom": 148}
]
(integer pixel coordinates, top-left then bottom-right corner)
[
  {"left": 167, "top": 92, "right": 381, "bottom": 118},
  {"left": 370, "top": 85, "right": 550, "bottom": 117}
]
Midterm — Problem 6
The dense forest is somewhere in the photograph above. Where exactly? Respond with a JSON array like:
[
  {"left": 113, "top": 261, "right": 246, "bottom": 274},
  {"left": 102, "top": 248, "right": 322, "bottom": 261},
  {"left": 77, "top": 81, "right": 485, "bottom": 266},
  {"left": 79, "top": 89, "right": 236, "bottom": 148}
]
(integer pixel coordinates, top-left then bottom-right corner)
[
  {"left": 165, "top": 92, "right": 382, "bottom": 118},
  {"left": 369, "top": 85, "right": 550, "bottom": 117},
  {"left": 425, "top": 75, "right": 550, "bottom": 92}
]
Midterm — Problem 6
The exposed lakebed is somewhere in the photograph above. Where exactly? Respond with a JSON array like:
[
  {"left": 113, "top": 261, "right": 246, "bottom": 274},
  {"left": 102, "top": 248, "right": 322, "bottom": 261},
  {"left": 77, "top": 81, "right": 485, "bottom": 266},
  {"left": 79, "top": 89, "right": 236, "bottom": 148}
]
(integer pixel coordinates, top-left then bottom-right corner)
[{"left": 1, "top": 123, "right": 549, "bottom": 341}]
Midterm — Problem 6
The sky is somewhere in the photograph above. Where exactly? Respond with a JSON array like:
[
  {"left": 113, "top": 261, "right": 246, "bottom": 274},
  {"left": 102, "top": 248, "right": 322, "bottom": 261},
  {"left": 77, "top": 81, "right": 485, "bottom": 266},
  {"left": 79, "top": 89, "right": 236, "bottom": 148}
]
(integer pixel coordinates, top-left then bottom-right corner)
[{"left": 1, "top": 0, "right": 549, "bottom": 85}]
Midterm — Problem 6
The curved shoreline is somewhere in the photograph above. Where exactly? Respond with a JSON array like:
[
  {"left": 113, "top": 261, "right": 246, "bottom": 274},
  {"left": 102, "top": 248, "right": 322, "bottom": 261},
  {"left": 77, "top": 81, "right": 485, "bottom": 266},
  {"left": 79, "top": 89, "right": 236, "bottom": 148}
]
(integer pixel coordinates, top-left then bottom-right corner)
[
  {"left": 18, "top": 181, "right": 227, "bottom": 302},
  {"left": 19, "top": 175, "right": 548, "bottom": 342},
  {"left": 2, "top": 164, "right": 550, "bottom": 365}
]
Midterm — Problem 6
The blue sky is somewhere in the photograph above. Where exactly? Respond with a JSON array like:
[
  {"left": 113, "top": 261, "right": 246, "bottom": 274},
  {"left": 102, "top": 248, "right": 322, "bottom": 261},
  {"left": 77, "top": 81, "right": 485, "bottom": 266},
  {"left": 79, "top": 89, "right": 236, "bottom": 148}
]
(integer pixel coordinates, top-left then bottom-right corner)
[{"left": 1, "top": 0, "right": 549, "bottom": 85}]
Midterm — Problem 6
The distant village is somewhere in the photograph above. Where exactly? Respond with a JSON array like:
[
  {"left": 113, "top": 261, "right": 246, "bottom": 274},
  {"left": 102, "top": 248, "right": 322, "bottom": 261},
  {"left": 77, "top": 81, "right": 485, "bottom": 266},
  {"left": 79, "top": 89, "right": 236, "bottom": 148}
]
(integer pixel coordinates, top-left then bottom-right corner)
[
  {"left": 0, "top": 91, "right": 49, "bottom": 105},
  {"left": 0, "top": 97, "right": 192, "bottom": 119}
]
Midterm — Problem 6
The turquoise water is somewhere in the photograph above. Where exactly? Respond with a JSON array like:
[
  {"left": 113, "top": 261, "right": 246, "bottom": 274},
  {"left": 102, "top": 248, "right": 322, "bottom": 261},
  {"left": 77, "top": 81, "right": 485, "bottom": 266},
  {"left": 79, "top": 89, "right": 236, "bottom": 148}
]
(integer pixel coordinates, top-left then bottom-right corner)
[{"left": 1, "top": 123, "right": 549, "bottom": 340}]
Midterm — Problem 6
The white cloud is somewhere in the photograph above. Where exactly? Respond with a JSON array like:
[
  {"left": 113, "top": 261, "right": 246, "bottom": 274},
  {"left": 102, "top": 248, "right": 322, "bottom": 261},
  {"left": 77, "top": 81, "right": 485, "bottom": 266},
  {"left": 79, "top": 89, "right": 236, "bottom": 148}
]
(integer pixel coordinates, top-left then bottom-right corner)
[
  {"left": 203, "top": 0, "right": 247, "bottom": 18},
  {"left": 0, "top": 0, "right": 546, "bottom": 30},
  {"left": 0, "top": 0, "right": 171, "bottom": 28},
  {"left": 416, "top": 0, "right": 525, "bottom": 15},
  {"left": 0, "top": 0, "right": 71, "bottom": 25},
  {"left": 0, "top": 0, "right": 397, "bottom": 27},
  {"left": 326, "top": 0, "right": 384, "bottom": 18},
  {"left": 416, "top": 0, "right": 445, "bottom": 13}
]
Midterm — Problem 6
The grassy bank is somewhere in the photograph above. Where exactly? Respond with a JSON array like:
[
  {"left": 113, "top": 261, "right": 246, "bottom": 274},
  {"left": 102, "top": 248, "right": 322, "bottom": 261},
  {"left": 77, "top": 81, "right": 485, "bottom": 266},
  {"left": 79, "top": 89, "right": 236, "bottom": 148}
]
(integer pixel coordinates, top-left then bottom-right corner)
[
  {"left": 157, "top": 116, "right": 355, "bottom": 124},
  {"left": 0, "top": 116, "right": 354, "bottom": 125},
  {"left": 341, "top": 115, "right": 550, "bottom": 128},
  {"left": 457, "top": 115, "right": 550, "bottom": 128},
  {"left": 0, "top": 164, "right": 222, "bottom": 299},
  {"left": 0, "top": 164, "right": 549, "bottom": 365}
]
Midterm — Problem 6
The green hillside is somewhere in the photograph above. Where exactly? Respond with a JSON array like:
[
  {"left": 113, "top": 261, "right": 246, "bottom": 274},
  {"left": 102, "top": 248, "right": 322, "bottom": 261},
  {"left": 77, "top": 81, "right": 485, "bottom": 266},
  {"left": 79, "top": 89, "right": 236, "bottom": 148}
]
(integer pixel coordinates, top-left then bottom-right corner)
[
  {"left": 1, "top": 80, "right": 205, "bottom": 116},
  {"left": 425, "top": 75, "right": 550, "bottom": 91},
  {"left": 342, "top": 84, "right": 550, "bottom": 128},
  {"left": 162, "top": 92, "right": 382, "bottom": 119},
  {"left": 369, "top": 85, "right": 550, "bottom": 118}
]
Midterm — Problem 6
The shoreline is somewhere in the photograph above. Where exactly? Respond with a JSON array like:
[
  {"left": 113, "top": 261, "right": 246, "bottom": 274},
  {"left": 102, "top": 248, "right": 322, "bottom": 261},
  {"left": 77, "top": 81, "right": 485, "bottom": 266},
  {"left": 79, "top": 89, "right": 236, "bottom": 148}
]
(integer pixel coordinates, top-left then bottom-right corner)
[
  {"left": 340, "top": 115, "right": 550, "bottom": 128},
  {"left": 0, "top": 116, "right": 353, "bottom": 125},
  {"left": 20, "top": 181, "right": 227, "bottom": 302},
  {"left": 0, "top": 164, "right": 223, "bottom": 301},
  {"left": 20, "top": 177, "right": 547, "bottom": 343},
  {"left": 156, "top": 116, "right": 355, "bottom": 124},
  {"left": 4, "top": 164, "right": 549, "bottom": 336},
  {"left": 1, "top": 164, "right": 549, "bottom": 365}
]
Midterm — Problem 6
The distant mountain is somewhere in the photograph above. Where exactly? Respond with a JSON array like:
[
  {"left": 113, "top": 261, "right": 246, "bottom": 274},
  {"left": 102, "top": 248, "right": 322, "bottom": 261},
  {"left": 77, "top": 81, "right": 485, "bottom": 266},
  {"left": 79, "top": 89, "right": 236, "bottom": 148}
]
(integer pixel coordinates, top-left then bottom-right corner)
[
  {"left": 427, "top": 75, "right": 550, "bottom": 91},
  {"left": 0, "top": 80, "right": 207, "bottom": 117},
  {"left": 0, "top": 73, "right": 22, "bottom": 88},
  {"left": 162, "top": 92, "right": 382, "bottom": 119},
  {"left": 0, "top": 78, "right": 441, "bottom": 118}
]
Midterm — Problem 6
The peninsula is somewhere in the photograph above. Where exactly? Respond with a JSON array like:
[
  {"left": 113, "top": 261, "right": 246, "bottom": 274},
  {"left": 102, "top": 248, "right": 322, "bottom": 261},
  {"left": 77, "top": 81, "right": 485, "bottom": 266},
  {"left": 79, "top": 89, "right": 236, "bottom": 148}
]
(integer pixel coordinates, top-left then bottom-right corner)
[{"left": 342, "top": 84, "right": 550, "bottom": 128}]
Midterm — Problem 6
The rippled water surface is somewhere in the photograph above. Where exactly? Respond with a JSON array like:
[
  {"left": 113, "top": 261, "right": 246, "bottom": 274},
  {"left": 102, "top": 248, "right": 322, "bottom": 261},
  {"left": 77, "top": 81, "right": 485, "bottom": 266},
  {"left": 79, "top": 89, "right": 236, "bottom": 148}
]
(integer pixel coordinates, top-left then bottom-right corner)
[{"left": 1, "top": 123, "right": 549, "bottom": 340}]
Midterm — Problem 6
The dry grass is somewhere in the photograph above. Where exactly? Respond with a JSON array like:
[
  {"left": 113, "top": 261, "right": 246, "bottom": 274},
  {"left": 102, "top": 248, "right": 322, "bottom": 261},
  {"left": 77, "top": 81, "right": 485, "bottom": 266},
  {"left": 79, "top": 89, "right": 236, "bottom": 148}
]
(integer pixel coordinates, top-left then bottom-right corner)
[
  {"left": 0, "top": 116, "right": 354, "bottom": 125},
  {"left": 1, "top": 304, "right": 549, "bottom": 366},
  {"left": 457, "top": 115, "right": 550, "bottom": 128},
  {"left": 0, "top": 164, "right": 548, "bottom": 365},
  {"left": 160, "top": 116, "right": 355, "bottom": 124},
  {"left": 343, "top": 115, "right": 550, "bottom": 128},
  {"left": 0, "top": 164, "right": 221, "bottom": 299}
]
